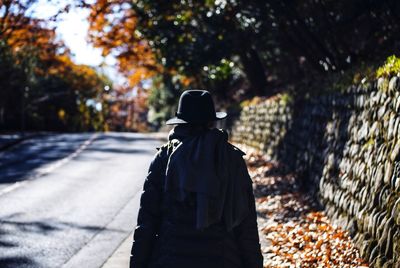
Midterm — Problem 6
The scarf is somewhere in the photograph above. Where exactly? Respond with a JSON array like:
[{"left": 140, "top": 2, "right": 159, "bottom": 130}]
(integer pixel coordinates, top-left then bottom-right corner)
[{"left": 164, "top": 124, "right": 250, "bottom": 231}]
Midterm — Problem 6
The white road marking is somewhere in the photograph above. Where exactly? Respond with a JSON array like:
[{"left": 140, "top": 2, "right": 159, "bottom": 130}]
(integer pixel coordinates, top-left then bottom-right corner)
[{"left": 0, "top": 133, "right": 98, "bottom": 197}]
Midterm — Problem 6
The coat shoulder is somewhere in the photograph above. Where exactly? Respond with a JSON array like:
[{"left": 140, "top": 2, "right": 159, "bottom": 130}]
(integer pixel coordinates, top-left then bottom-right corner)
[
  {"left": 227, "top": 142, "right": 246, "bottom": 157},
  {"left": 153, "top": 139, "right": 180, "bottom": 166},
  {"left": 155, "top": 139, "right": 181, "bottom": 159}
]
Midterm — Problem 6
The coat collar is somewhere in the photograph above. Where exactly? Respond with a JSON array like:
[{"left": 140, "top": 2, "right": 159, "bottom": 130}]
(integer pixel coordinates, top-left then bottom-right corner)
[{"left": 168, "top": 124, "right": 228, "bottom": 142}]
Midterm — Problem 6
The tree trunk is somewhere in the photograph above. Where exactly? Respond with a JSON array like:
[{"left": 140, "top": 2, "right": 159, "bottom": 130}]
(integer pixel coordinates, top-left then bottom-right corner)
[{"left": 239, "top": 45, "right": 270, "bottom": 97}]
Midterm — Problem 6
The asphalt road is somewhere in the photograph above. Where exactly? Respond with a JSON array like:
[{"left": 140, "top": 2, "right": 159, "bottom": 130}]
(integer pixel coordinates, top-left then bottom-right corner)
[{"left": 0, "top": 133, "right": 163, "bottom": 268}]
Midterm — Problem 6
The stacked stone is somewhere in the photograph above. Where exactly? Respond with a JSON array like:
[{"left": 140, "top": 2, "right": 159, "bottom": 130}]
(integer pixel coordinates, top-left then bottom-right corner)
[
  {"left": 231, "top": 76, "right": 400, "bottom": 267},
  {"left": 334, "top": 77, "right": 400, "bottom": 267},
  {"left": 231, "top": 95, "right": 293, "bottom": 161}
]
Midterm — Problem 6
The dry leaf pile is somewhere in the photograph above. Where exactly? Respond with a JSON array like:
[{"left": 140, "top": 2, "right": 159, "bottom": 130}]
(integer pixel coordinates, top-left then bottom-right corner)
[{"left": 237, "top": 144, "right": 369, "bottom": 268}]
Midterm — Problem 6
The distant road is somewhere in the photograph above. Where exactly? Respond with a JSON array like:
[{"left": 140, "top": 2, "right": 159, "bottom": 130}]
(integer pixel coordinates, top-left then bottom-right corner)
[{"left": 0, "top": 133, "right": 163, "bottom": 268}]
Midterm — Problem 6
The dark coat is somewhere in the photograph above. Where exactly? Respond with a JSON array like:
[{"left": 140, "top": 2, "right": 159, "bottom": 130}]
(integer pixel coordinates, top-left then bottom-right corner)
[{"left": 130, "top": 133, "right": 263, "bottom": 268}]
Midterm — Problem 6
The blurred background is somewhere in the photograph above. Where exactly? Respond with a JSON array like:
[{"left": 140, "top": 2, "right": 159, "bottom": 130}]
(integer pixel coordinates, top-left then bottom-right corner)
[
  {"left": 1, "top": 0, "right": 400, "bottom": 133},
  {"left": 1, "top": 1, "right": 400, "bottom": 267}
]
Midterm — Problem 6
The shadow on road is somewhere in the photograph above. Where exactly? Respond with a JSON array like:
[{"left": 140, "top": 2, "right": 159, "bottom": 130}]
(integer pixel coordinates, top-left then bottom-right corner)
[
  {"left": 0, "top": 216, "right": 126, "bottom": 267},
  {"left": 0, "top": 134, "right": 90, "bottom": 184},
  {"left": 0, "top": 133, "right": 160, "bottom": 184},
  {"left": 0, "top": 256, "right": 39, "bottom": 268},
  {"left": 95, "top": 133, "right": 165, "bottom": 143},
  {"left": 86, "top": 147, "right": 153, "bottom": 155},
  {"left": 0, "top": 216, "right": 125, "bottom": 236}
]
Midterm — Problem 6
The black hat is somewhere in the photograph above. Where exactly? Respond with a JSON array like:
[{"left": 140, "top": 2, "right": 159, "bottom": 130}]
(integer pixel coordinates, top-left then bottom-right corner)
[{"left": 166, "top": 90, "right": 227, "bottom": 125}]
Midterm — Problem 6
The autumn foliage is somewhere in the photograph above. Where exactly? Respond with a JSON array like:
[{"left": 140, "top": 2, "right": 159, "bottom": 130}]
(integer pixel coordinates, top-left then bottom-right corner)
[
  {"left": 84, "top": 0, "right": 400, "bottom": 128},
  {"left": 86, "top": 0, "right": 201, "bottom": 129},
  {"left": 3, "top": 0, "right": 400, "bottom": 130},
  {"left": 0, "top": 0, "right": 110, "bottom": 131},
  {"left": 238, "top": 145, "right": 369, "bottom": 267},
  {"left": 87, "top": 0, "right": 161, "bottom": 87}
]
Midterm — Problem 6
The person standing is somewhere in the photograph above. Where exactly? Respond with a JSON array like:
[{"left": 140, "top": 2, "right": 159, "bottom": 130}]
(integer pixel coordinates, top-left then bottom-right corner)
[{"left": 130, "top": 89, "right": 263, "bottom": 268}]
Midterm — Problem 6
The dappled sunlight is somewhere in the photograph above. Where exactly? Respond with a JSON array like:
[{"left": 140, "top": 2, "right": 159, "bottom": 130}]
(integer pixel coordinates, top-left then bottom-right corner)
[
  {"left": 241, "top": 146, "right": 368, "bottom": 267},
  {"left": 1, "top": 0, "right": 400, "bottom": 267}
]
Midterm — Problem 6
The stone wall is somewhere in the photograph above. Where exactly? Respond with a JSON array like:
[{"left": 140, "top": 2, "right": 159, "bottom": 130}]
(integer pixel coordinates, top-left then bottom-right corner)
[{"left": 231, "top": 76, "right": 400, "bottom": 267}]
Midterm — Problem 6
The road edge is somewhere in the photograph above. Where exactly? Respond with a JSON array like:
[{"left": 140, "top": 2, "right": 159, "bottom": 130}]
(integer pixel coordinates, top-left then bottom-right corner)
[
  {"left": 62, "top": 187, "right": 143, "bottom": 268},
  {"left": 101, "top": 233, "right": 133, "bottom": 268}
]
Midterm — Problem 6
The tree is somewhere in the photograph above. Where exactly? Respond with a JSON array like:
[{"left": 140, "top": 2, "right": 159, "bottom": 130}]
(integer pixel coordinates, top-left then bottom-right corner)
[
  {"left": 0, "top": 0, "right": 111, "bottom": 131},
  {"left": 87, "top": 0, "right": 161, "bottom": 87},
  {"left": 86, "top": 0, "right": 400, "bottom": 125},
  {"left": 87, "top": 0, "right": 271, "bottom": 98}
]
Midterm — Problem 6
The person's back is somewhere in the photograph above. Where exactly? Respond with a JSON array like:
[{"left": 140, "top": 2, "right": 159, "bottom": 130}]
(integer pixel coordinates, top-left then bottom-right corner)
[{"left": 129, "top": 90, "right": 263, "bottom": 268}]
